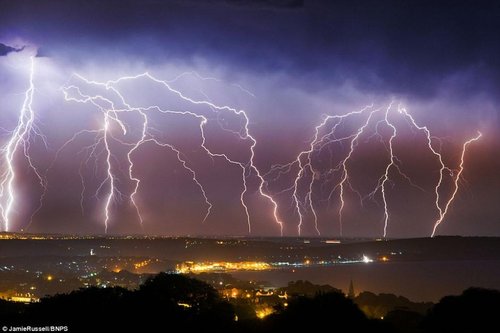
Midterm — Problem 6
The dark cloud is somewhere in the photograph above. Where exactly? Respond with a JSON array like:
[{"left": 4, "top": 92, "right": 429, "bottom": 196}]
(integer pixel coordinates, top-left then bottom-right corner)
[
  {"left": 0, "top": 0, "right": 499, "bottom": 99},
  {"left": 35, "top": 47, "right": 49, "bottom": 58},
  {"left": 221, "top": 0, "right": 304, "bottom": 9},
  {"left": 0, "top": 42, "right": 23, "bottom": 56}
]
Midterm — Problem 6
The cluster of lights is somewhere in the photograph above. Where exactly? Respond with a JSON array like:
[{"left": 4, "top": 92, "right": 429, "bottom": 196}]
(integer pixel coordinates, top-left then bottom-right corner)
[
  {"left": 133, "top": 259, "right": 151, "bottom": 270},
  {"left": 176, "top": 261, "right": 271, "bottom": 273}
]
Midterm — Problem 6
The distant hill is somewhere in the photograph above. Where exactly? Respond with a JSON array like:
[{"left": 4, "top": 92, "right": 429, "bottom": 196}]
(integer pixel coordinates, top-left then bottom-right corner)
[{"left": 0, "top": 235, "right": 499, "bottom": 262}]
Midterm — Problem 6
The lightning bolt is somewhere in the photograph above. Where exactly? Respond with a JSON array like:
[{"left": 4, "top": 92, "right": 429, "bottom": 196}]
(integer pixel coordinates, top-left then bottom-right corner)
[
  {"left": 431, "top": 131, "right": 482, "bottom": 236},
  {"left": 337, "top": 107, "right": 378, "bottom": 236},
  {"left": 396, "top": 105, "right": 482, "bottom": 236},
  {"left": 263, "top": 102, "right": 480, "bottom": 237},
  {"left": 58, "top": 71, "right": 283, "bottom": 234},
  {"left": 6, "top": 59, "right": 478, "bottom": 237},
  {"left": 263, "top": 104, "right": 377, "bottom": 235},
  {"left": 59, "top": 84, "right": 126, "bottom": 233},
  {"left": 0, "top": 56, "right": 46, "bottom": 231},
  {"left": 379, "top": 103, "right": 398, "bottom": 237}
]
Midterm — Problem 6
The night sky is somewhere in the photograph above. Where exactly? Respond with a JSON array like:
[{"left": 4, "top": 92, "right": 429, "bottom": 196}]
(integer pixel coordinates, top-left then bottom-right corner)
[{"left": 0, "top": 0, "right": 499, "bottom": 237}]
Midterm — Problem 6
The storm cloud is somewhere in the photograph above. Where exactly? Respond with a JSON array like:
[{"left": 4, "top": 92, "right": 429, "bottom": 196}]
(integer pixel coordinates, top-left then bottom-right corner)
[
  {"left": 0, "top": 0, "right": 499, "bottom": 237},
  {"left": 0, "top": 42, "right": 24, "bottom": 56}
]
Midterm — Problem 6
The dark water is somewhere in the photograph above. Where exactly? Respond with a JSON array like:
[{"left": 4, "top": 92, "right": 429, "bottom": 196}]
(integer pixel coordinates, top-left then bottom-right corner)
[{"left": 232, "top": 260, "right": 500, "bottom": 302}]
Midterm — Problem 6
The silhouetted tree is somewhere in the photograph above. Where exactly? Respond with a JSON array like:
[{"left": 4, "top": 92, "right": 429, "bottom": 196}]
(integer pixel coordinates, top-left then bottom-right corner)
[
  {"left": 231, "top": 298, "right": 258, "bottom": 320},
  {"left": 128, "top": 273, "right": 235, "bottom": 332},
  {"left": 384, "top": 308, "right": 424, "bottom": 333},
  {"left": 280, "top": 280, "right": 341, "bottom": 297},
  {"left": 26, "top": 286, "right": 131, "bottom": 331},
  {"left": 263, "top": 291, "right": 392, "bottom": 332},
  {"left": 0, "top": 299, "right": 25, "bottom": 324},
  {"left": 11, "top": 275, "right": 500, "bottom": 333},
  {"left": 421, "top": 288, "right": 500, "bottom": 332},
  {"left": 355, "top": 291, "right": 432, "bottom": 319},
  {"left": 17, "top": 273, "right": 235, "bottom": 332}
]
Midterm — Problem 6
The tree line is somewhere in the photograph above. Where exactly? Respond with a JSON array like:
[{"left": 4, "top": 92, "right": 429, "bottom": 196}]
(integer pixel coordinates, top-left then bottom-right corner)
[{"left": 0, "top": 273, "right": 499, "bottom": 332}]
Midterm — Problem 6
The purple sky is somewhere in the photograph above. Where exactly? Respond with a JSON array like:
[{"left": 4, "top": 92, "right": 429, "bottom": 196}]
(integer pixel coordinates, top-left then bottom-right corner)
[{"left": 0, "top": 0, "right": 499, "bottom": 237}]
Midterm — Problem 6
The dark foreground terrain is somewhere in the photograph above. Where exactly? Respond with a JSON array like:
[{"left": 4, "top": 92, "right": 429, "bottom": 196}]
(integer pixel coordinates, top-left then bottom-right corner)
[{"left": 1, "top": 273, "right": 499, "bottom": 333}]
